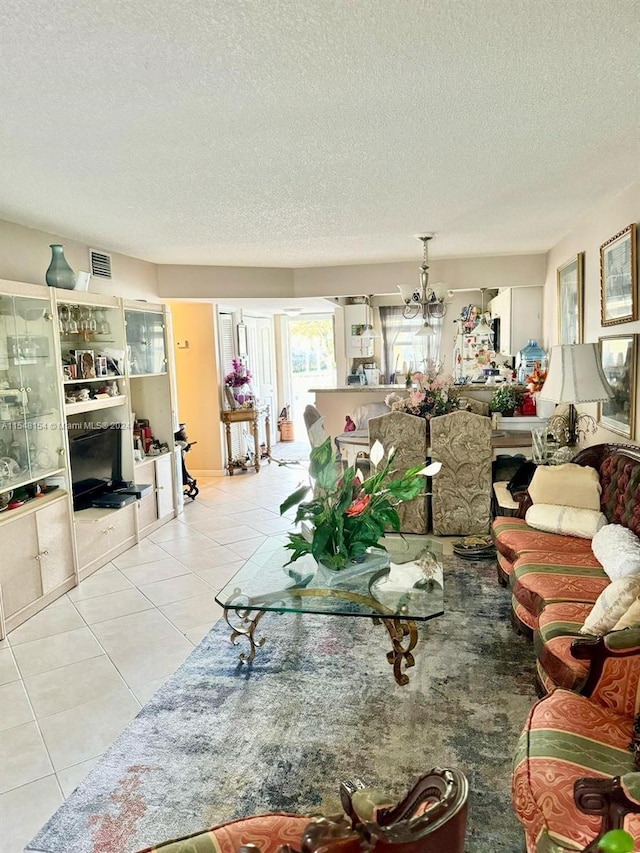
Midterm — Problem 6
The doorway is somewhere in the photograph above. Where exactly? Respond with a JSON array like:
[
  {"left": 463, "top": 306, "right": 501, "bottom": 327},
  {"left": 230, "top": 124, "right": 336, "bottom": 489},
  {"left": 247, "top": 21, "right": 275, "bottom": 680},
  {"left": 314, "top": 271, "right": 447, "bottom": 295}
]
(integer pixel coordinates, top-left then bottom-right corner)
[{"left": 282, "top": 315, "right": 336, "bottom": 436}]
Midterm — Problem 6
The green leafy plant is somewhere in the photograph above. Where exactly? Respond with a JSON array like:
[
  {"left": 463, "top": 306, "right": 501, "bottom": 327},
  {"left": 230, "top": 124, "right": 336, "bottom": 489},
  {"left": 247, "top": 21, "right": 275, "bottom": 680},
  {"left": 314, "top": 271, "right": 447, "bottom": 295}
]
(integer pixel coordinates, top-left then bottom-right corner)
[
  {"left": 279, "top": 437, "right": 438, "bottom": 571},
  {"left": 490, "top": 384, "right": 522, "bottom": 414}
]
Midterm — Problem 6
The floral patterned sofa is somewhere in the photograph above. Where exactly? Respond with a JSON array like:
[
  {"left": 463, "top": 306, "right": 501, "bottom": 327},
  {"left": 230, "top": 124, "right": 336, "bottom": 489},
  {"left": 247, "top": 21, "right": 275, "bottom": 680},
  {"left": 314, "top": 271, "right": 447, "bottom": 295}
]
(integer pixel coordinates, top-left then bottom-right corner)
[
  {"left": 492, "top": 443, "right": 640, "bottom": 650},
  {"left": 490, "top": 443, "right": 640, "bottom": 850}
]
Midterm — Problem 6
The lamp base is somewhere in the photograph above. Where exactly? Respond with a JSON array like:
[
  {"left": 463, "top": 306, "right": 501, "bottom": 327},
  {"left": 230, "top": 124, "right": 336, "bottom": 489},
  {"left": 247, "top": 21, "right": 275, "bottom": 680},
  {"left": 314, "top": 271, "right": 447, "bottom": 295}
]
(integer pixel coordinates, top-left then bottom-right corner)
[{"left": 548, "top": 405, "right": 597, "bottom": 447}]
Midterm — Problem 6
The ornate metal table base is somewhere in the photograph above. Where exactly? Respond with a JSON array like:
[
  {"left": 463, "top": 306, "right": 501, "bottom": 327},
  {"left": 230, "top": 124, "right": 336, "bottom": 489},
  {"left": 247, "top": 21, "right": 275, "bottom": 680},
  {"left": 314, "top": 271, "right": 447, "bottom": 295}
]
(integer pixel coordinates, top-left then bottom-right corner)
[
  {"left": 377, "top": 617, "right": 418, "bottom": 686},
  {"left": 223, "top": 607, "right": 419, "bottom": 686},
  {"left": 223, "top": 607, "right": 267, "bottom": 663}
]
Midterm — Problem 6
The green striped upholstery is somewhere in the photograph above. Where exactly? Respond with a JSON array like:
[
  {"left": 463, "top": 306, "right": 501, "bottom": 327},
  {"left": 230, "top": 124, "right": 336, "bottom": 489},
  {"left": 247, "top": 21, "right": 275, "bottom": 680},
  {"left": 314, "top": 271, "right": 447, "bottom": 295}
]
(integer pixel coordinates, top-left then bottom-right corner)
[{"left": 512, "top": 688, "right": 639, "bottom": 852}]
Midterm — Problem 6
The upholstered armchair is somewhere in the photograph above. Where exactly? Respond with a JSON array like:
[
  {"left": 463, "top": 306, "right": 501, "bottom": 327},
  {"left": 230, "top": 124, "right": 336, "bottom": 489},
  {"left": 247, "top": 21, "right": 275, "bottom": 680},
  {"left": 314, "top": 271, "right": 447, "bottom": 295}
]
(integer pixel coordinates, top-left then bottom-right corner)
[
  {"left": 512, "top": 627, "right": 640, "bottom": 852},
  {"left": 136, "top": 768, "right": 469, "bottom": 853},
  {"left": 368, "top": 411, "right": 429, "bottom": 534},
  {"left": 429, "top": 410, "right": 492, "bottom": 536}
]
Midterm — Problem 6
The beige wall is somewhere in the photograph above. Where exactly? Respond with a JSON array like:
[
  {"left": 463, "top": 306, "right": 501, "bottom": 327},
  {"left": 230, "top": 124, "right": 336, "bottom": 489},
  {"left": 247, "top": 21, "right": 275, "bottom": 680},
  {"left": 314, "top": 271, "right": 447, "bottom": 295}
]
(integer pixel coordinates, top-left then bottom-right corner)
[
  {"left": 0, "top": 219, "right": 160, "bottom": 300},
  {"left": 166, "top": 301, "right": 224, "bottom": 474},
  {"left": 293, "top": 253, "right": 546, "bottom": 298},
  {"left": 157, "top": 264, "right": 293, "bottom": 298},
  {"left": 541, "top": 181, "right": 640, "bottom": 447}
]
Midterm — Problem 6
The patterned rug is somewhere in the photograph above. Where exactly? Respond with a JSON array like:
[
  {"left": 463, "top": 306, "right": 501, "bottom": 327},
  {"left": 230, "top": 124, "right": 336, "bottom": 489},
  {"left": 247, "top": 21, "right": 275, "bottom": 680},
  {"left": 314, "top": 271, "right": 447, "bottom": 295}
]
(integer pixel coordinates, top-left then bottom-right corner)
[{"left": 28, "top": 554, "right": 537, "bottom": 853}]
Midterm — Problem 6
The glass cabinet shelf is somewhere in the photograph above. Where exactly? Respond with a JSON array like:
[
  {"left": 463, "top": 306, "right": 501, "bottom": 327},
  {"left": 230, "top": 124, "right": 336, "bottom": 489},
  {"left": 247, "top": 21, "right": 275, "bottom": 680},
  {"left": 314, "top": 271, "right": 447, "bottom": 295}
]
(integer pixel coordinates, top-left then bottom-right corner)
[{"left": 62, "top": 376, "right": 119, "bottom": 384}]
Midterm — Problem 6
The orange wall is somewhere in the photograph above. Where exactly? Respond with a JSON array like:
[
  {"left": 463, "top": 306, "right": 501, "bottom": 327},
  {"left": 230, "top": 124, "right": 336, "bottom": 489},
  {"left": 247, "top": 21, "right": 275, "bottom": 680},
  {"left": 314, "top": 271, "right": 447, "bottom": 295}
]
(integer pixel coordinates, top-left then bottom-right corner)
[{"left": 167, "top": 301, "right": 224, "bottom": 473}]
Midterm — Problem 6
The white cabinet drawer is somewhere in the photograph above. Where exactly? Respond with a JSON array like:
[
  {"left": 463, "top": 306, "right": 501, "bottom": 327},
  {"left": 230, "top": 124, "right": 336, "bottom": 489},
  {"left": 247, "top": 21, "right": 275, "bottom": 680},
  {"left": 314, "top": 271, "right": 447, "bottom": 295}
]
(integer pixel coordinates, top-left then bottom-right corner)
[{"left": 75, "top": 504, "right": 136, "bottom": 570}]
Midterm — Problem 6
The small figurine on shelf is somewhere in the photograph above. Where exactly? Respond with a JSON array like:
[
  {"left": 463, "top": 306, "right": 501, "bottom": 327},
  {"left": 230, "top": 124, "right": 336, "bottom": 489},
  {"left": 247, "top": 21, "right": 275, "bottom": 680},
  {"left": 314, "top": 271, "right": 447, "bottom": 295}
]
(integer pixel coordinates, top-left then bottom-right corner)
[{"left": 344, "top": 415, "right": 356, "bottom": 432}]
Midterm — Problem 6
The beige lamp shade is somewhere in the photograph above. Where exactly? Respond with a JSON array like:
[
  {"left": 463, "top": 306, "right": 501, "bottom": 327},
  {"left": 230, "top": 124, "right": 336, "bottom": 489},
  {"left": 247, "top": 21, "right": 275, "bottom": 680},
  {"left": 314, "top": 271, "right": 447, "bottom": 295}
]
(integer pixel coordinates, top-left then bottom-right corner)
[{"left": 538, "top": 344, "right": 614, "bottom": 403}]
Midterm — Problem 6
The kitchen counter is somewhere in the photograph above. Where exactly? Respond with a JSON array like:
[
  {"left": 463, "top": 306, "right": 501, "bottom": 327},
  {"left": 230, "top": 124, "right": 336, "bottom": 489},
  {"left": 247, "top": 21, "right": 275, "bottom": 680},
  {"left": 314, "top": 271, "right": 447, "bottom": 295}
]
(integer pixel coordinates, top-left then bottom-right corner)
[
  {"left": 311, "top": 384, "right": 530, "bottom": 442},
  {"left": 308, "top": 385, "right": 405, "bottom": 393}
]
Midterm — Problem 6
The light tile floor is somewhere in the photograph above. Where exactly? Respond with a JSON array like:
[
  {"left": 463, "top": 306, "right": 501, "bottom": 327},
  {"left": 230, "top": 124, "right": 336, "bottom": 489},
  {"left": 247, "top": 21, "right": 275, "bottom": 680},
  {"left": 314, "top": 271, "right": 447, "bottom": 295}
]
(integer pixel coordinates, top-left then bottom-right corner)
[{"left": 0, "top": 457, "right": 309, "bottom": 852}]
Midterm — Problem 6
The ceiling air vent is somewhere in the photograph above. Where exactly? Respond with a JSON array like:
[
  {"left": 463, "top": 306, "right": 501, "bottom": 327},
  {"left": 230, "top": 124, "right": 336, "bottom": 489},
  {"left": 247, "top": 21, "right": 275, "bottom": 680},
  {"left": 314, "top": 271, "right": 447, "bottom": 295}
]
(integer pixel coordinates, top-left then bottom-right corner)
[{"left": 89, "top": 249, "right": 112, "bottom": 279}]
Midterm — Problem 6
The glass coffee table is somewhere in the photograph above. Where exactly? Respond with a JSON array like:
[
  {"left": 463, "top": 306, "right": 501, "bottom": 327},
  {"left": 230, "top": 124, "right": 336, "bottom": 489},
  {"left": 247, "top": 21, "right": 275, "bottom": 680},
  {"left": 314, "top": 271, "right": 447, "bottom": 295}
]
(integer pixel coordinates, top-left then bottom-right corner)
[{"left": 214, "top": 535, "right": 444, "bottom": 686}]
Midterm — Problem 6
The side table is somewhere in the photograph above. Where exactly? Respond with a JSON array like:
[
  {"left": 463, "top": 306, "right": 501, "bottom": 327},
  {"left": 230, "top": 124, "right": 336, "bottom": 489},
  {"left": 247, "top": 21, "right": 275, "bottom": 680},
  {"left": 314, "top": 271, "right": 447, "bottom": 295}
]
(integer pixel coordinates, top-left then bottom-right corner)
[{"left": 220, "top": 405, "right": 271, "bottom": 475}]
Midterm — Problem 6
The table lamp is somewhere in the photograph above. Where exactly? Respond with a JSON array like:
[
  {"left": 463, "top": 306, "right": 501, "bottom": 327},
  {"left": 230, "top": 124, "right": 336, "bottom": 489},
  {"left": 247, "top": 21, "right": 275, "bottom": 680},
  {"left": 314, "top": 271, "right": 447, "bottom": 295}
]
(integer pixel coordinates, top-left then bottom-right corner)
[{"left": 538, "top": 343, "right": 614, "bottom": 446}]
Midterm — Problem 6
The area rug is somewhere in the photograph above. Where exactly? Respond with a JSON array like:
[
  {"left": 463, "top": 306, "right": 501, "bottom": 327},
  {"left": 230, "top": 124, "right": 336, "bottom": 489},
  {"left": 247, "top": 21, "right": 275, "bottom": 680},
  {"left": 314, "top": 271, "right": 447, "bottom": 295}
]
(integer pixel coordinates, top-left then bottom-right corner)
[{"left": 28, "top": 555, "right": 537, "bottom": 853}]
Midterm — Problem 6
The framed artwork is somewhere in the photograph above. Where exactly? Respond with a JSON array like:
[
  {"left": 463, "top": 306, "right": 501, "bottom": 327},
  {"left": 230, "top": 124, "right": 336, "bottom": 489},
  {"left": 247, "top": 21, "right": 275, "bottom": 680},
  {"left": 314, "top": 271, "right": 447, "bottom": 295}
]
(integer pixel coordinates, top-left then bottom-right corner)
[
  {"left": 557, "top": 253, "right": 583, "bottom": 344},
  {"left": 598, "top": 334, "right": 637, "bottom": 439},
  {"left": 600, "top": 223, "right": 637, "bottom": 326},
  {"left": 237, "top": 322, "right": 248, "bottom": 357}
]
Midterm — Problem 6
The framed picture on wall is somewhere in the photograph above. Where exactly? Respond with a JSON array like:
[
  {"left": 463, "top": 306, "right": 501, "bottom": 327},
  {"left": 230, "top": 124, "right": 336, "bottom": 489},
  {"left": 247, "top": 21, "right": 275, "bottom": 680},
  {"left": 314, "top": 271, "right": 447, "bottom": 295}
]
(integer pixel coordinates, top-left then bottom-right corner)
[
  {"left": 237, "top": 322, "right": 248, "bottom": 357},
  {"left": 557, "top": 253, "right": 583, "bottom": 344},
  {"left": 597, "top": 334, "right": 637, "bottom": 439},
  {"left": 600, "top": 223, "right": 637, "bottom": 326}
]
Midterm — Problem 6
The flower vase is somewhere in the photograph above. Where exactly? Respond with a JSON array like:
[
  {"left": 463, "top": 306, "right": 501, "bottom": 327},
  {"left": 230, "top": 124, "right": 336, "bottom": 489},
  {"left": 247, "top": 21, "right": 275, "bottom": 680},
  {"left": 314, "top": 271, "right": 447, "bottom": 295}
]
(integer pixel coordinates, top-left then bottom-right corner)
[
  {"left": 312, "top": 549, "right": 390, "bottom": 589},
  {"left": 45, "top": 244, "right": 76, "bottom": 290},
  {"left": 233, "top": 385, "right": 251, "bottom": 406}
]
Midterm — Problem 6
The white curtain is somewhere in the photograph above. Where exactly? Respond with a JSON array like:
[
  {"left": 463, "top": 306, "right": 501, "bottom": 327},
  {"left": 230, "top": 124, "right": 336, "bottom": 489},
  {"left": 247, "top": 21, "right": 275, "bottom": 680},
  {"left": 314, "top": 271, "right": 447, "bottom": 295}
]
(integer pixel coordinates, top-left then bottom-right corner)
[{"left": 380, "top": 308, "right": 443, "bottom": 380}]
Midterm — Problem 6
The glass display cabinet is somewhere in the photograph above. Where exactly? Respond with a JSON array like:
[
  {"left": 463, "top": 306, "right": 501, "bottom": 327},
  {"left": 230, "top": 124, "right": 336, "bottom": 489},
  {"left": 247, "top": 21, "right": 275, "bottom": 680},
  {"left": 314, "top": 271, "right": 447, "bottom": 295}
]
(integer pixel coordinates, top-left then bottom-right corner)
[
  {"left": 0, "top": 292, "right": 66, "bottom": 493},
  {"left": 55, "top": 294, "right": 127, "bottom": 414},
  {"left": 124, "top": 309, "right": 167, "bottom": 375}
]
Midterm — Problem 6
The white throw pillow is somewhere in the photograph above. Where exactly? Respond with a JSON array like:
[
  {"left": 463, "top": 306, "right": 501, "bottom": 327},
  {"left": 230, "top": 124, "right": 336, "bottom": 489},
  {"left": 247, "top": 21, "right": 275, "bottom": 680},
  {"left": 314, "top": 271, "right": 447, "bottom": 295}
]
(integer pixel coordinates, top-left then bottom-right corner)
[
  {"left": 525, "top": 503, "right": 607, "bottom": 539},
  {"left": 613, "top": 594, "right": 640, "bottom": 630},
  {"left": 527, "top": 463, "right": 601, "bottom": 511},
  {"left": 581, "top": 576, "right": 640, "bottom": 635},
  {"left": 591, "top": 524, "right": 640, "bottom": 581}
]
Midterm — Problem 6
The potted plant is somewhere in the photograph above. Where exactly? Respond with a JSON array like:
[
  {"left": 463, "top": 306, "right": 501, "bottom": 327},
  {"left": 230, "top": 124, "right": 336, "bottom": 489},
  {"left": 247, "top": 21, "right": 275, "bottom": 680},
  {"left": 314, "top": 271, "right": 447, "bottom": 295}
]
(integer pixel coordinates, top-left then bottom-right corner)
[
  {"left": 279, "top": 437, "right": 440, "bottom": 573},
  {"left": 490, "top": 385, "right": 522, "bottom": 416}
]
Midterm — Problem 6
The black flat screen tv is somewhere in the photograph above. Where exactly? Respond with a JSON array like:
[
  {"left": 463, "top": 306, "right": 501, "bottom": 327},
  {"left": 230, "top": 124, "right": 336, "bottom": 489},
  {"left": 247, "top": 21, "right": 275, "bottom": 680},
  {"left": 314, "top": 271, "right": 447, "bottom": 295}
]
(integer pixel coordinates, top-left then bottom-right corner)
[{"left": 69, "top": 425, "right": 123, "bottom": 509}]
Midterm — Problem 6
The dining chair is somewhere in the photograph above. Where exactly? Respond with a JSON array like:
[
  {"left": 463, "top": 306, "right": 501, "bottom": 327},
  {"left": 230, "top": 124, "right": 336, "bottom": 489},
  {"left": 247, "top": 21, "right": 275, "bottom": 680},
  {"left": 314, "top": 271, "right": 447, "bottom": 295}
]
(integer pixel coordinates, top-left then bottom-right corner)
[
  {"left": 429, "top": 410, "right": 492, "bottom": 536},
  {"left": 368, "top": 411, "right": 429, "bottom": 534}
]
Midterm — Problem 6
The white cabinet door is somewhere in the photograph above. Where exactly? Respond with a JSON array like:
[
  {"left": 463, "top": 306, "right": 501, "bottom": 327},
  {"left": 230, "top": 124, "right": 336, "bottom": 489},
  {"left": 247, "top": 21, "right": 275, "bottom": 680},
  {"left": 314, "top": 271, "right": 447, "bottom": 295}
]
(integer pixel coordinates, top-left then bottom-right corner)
[
  {"left": 155, "top": 454, "right": 174, "bottom": 519},
  {"left": 0, "top": 514, "right": 41, "bottom": 617},
  {"left": 37, "top": 499, "right": 75, "bottom": 594},
  {"left": 344, "top": 304, "right": 373, "bottom": 358}
]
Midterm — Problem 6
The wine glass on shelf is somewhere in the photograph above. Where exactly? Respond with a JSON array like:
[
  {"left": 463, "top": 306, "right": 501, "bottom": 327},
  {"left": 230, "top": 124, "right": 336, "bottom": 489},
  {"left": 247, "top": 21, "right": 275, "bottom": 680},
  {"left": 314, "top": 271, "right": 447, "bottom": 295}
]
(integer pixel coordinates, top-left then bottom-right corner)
[
  {"left": 78, "top": 307, "right": 94, "bottom": 342},
  {"left": 67, "top": 307, "right": 78, "bottom": 335},
  {"left": 96, "top": 309, "right": 111, "bottom": 335},
  {"left": 58, "top": 305, "right": 69, "bottom": 334}
]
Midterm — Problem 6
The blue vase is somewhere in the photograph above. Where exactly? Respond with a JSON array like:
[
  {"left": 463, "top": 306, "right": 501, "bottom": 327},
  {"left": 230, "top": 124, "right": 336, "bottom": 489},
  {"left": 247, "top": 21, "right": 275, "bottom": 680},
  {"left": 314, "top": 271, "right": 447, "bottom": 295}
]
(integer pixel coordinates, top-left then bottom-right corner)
[
  {"left": 45, "top": 244, "right": 76, "bottom": 289},
  {"left": 516, "top": 340, "right": 546, "bottom": 384}
]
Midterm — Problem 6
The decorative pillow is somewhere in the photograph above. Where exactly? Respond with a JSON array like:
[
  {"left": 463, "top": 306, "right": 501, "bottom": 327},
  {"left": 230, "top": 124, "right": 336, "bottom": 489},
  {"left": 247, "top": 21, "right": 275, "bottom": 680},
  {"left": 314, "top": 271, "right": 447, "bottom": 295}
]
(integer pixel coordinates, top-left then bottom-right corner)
[
  {"left": 592, "top": 524, "right": 640, "bottom": 581},
  {"left": 527, "top": 463, "right": 601, "bottom": 510},
  {"left": 581, "top": 576, "right": 640, "bottom": 635},
  {"left": 525, "top": 503, "right": 607, "bottom": 539},
  {"left": 614, "top": 595, "right": 640, "bottom": 630}
]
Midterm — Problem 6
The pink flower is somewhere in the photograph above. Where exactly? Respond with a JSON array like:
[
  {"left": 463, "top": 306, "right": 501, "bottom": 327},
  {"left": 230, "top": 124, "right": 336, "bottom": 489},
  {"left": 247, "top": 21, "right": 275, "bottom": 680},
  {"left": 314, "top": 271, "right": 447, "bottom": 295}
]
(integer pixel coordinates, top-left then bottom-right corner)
[
  {"left": 409, "top": 389, "right": 426, "bottom": 405},
  {"left": 410, "top": 371, "right": 425, "bottom": 384},
  {"left": 345, "top": 494, "right": 370, "bottom": 517}
]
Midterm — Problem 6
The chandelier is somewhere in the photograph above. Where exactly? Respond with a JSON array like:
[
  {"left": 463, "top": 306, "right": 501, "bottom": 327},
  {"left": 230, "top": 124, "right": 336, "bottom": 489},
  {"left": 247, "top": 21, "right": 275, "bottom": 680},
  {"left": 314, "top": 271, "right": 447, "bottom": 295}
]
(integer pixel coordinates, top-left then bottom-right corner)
[{"left": 397, "top": 235, "right": 446, "bottom": 337}]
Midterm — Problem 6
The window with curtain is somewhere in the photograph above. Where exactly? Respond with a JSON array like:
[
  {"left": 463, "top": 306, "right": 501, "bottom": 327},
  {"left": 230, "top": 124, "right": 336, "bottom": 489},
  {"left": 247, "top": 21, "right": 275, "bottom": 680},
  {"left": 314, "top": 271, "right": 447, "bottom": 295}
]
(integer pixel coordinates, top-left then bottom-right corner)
[{"left": 380, "top": 307, "right": 443, "bottom": 382}]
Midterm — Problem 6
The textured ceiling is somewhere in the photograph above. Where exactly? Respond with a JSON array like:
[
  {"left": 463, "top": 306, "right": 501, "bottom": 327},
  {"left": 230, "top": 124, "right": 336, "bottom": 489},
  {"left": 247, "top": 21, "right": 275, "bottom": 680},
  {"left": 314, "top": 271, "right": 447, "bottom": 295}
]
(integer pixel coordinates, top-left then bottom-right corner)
[{"left": 1, "top": 0, "right": 638, "bottom": 267}]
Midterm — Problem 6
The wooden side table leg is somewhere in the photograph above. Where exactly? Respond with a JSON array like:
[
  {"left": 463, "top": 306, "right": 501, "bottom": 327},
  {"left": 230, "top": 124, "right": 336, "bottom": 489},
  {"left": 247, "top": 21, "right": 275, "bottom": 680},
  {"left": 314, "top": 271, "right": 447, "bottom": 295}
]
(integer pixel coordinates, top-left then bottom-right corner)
[
  {"left": 225, "top": 421, "right": 234, "bottom": 476},
  {"left": 252, "top": 417, "right": 260, "bottom": 473}
]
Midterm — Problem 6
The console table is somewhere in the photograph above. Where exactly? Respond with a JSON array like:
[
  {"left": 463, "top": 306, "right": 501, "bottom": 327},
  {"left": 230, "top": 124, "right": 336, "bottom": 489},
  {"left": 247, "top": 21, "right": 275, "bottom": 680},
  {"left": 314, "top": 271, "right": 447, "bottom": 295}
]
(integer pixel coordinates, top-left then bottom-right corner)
[{"left": 220, "top": 405, "right": 271, "bottom": 475}]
